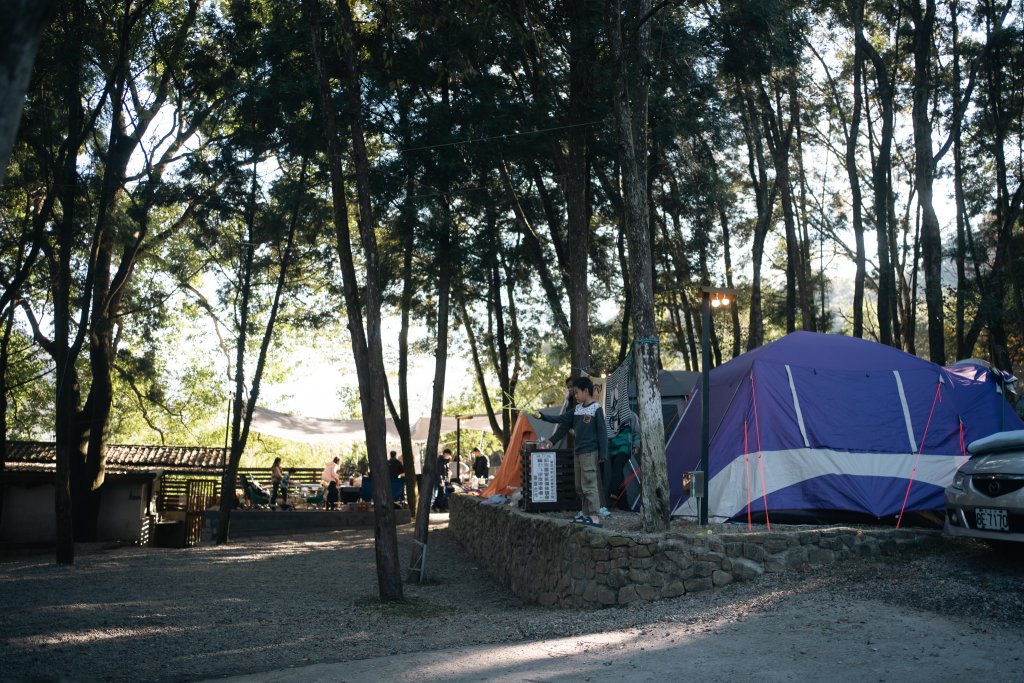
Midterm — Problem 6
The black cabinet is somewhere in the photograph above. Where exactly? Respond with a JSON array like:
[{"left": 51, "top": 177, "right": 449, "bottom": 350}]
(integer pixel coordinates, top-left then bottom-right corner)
[{"left": 520, "top": 445, "right": 578, "bottom": 512}]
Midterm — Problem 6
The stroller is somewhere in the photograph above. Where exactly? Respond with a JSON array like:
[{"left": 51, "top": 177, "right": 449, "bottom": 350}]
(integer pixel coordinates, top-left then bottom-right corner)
[
  {"left": 306, "top": 485, "right": 326, "bottom": 509},
  {"left": 242, "top": 474, "right": 271, "bottom": 509}
]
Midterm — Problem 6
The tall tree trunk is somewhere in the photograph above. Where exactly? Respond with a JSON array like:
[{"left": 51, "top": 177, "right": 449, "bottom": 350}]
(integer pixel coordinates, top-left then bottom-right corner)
[
  {"left": 861, "top": 34, "right": 897, "bottom": 346},
  {"left": 0, "top": 0, "right": 57, "bottom": 185},
  {"left": 70, "top": 0, "right": 202, "bottom": 542},
  {"left": 409, "top": 230, "right": 451, "bottom": 583},
  {"left": 216, "top": 161, "right": 304, "bottom": 542},
  {"left": 718, "top": 205, "right": 741, "bottom": 357},
  {"left": 513, "top": 0, "right": 596, "bottom": 372},
  {"left": 845, "top": 0, "right": 866, "bottom": 337},
  {"left": 903, "top": 206, "right": 921, "bottom": 354},
  {"left": 607, "top": 0, "right": 668, "bottom": 532},
  {"left": 792, "top": 78, "right": 818, "bottom": 330},
  {"left": 497, "top": 159, "right": 570, "bottom": 340},
  {"left": 758, "top": 75, "right": 815, "bottom": 332},
  {"left": 888, "top": 173, "right": 904, "bottom": 349},
  {"left": 738, "top": 84, "right": 775, "bottom": 350},
  {"left": 909, "top": 0, "right": 945, "bottom": 364},
  {"left": 564, "top": 0, "right": 596, "bottom": 377},
  {"left": 658, "top": 208, "right": 694, "bottom": 368},
  {"left": 331, "top": 0, "right": 403, "bottom": 600},
  {"left": 216, "top": 173, "right": 258, "bottom": 546},
  {"left": 595, "top": 164, "right": 632, "bottom": 364},
  {"left": 501, "top": 260, "right": 523, "bottom": 441},
  {"left": 387, "top": 192, "right": 418, "bottom": 512},
  {"left": 489, "top": 255, "right": 512, "bottom": 443},
  {"left": 664, "top": 290, "right": 690, "bottom": 371},
  {"left": 976, "top": 1, "right": 1019, "bottom": 372},
  {"left": 52, "top": 0, "right": 88, "bottom": 564},
  {"left": 79, "top": 94, "right": 133, "bottom": 538},
  {"left": 0, "top": 305, "right": 12, "bottom": 529},
  {"left": 960, "top": 4, "right": 1022, "bottom": 365},
  {"left": 951, "top": 0, "right": 969, "bottom": 360},
  {"left": 460, "top": 298, "right": 504, "bottom": 442}
]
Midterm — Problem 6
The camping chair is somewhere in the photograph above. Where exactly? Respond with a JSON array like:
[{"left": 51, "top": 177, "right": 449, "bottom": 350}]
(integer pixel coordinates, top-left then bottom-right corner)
[
  {"left": 306, "top": 485, "right": 326, "bottom": 510},
  {"left": 242, "top": 474, "right": 271, "bottom": 509}
]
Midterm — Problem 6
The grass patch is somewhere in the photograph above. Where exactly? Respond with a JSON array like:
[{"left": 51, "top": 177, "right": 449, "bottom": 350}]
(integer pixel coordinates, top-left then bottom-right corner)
[{"left": 354, "top": 595, "right": 451, "bottom": 618}]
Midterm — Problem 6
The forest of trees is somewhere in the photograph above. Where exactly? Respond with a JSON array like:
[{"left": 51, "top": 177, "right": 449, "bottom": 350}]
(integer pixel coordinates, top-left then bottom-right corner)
[{"left": 0, "top": 0, "right": 1022, "bottom": 581}]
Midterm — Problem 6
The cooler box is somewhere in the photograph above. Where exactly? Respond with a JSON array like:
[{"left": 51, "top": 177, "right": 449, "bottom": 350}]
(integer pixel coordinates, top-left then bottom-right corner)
[{"left": 520, "top": 445, "right": 578, "bottom": 512}]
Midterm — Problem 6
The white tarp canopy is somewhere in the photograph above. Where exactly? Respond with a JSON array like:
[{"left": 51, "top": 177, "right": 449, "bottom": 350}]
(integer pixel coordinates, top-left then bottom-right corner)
[{"left": 251, "top": 406, "right": 496, "bottom": 444}]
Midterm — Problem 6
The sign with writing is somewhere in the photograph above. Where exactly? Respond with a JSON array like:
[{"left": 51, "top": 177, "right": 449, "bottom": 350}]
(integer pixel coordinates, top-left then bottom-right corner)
[{"left": 530, "top": 451, "right": 557, "bottom": 503}]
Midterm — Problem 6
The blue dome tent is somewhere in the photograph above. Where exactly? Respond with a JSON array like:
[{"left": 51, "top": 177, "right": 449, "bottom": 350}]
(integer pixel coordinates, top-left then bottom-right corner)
[{"left": 666, "top": 332, "right": 1023, "bottom": 525}]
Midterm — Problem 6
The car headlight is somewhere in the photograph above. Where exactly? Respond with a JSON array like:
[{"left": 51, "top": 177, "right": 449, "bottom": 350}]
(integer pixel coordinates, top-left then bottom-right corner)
[{"left": 951, "top": 472, "right": 966, "bottom": 491}]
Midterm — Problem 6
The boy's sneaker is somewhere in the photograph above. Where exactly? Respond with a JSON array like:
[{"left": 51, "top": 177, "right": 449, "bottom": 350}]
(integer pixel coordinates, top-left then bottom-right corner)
[{"left": 597, "top": 507, "right": 611, "bottom": 518}]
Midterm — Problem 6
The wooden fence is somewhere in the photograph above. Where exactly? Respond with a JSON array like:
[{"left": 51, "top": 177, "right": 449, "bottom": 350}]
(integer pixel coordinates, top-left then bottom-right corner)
[
  {"left": 184, "top": 479, "right": 217, "bottom": 546},
  {"left": 157, "top": 468, "right": 328, "bottom": 512}
]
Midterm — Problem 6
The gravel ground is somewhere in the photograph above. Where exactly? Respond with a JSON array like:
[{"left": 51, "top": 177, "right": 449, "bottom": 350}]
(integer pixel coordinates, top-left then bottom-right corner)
[{"left": 1, "top": 512, "right": 1023, "bottom": 682}]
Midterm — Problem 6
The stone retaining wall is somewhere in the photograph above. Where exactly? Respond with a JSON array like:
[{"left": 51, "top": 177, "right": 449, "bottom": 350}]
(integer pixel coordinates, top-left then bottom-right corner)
[{"left": 450, "top": 494, "right": 941, "bottom": 608}]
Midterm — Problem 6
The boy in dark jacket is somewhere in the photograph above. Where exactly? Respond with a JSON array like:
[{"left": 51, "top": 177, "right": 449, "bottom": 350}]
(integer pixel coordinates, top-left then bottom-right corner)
[{"left": 536, "top": 376, "right": 608, "bottom": 527}]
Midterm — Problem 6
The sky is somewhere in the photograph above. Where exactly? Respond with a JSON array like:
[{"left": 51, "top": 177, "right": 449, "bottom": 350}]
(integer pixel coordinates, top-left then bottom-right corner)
[{"left": 258, "top": 316, "right": 476, "bottom": 421}]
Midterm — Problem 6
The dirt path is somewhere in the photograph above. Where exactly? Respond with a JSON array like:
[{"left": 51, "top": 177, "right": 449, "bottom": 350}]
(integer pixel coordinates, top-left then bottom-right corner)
[
  {"left": 2, "top": 516, "right": 1022, "bottom": 682},
  {"left": 221, "top": 593, "right": 1022, "bottom": 682}
]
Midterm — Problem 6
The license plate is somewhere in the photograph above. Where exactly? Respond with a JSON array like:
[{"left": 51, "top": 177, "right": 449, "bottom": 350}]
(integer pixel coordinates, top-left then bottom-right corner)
[{"left": 976, "top": 507, "right": 1009, "bottom": 531}]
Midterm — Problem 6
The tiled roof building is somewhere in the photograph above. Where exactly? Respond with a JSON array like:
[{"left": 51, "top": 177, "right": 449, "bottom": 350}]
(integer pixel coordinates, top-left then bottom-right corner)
[{"left": 3, "top": 441, "right": 226, "bottom": 474}]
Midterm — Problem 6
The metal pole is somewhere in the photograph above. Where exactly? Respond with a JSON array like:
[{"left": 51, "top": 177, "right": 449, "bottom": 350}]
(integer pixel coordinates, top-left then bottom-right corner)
[
  {"left": 1000, "top": 379, "right": 1005, "bottom": 432},
  {"left": 701, "top": 291, "right": 711, "bottom": 526},
  {"left": 456, "top": 416, "right": 462, "bottom": 481},
  {"left": 223, "top": 397, "right": 231, "bottom": 468}
]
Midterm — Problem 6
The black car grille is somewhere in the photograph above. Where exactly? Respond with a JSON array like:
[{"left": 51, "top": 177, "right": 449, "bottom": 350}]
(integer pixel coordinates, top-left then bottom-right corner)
[{"left": 970, "top": 475, "right": 1024, "bottom": 498}]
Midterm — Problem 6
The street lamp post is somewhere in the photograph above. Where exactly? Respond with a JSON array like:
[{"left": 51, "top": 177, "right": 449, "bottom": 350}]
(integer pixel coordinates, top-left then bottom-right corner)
[
  {"left": 699, "top": 285, "right": 737, "bottom": 526},
  {"left": 455, "top": 415, "right": 472, "bottom": 482}
]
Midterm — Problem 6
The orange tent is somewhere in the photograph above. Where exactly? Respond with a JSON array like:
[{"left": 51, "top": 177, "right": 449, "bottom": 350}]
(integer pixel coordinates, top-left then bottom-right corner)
[{"left": 481, "top": 410, "right": 557, "bottom": 498}]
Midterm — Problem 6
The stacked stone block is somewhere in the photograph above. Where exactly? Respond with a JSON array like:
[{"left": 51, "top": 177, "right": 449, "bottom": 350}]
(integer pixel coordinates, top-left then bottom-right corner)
[{"left": 450, "top": 494, "right": 941, "bottom": 609}]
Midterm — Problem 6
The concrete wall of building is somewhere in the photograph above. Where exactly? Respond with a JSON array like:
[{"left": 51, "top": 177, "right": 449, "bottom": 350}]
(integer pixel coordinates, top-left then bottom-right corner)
[
  {"left": 0, "top": 482, "right": 56, "bottom": 542},
  {"left": 96, "top": 481, "right": 149, "bottom": 543},
  {"left": 1, "top": 480, "right": 150, "bottom": 543}
]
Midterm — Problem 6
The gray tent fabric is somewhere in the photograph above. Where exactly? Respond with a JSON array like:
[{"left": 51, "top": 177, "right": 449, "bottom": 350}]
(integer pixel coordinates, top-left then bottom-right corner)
[
  {"left": 250, "top": 406, "right": 495, "bottom": 444},
  {"left": 627, "top": 370, "right": 699, "bottom": 401}
]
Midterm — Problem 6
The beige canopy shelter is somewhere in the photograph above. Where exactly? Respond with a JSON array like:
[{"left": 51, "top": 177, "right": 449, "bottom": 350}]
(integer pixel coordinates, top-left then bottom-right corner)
[{"left": 250, "top": 406, "right": 496, "bottom": 444}]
